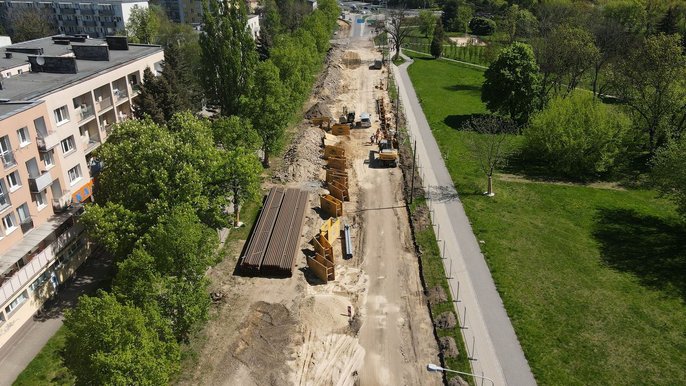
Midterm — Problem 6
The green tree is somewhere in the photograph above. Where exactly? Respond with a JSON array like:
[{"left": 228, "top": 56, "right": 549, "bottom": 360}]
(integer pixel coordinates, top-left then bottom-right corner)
[
  {"left": 63, "top": 292, "right": 179, "bottom": 386},
  {"left": 80, "top": 202, "right": 143, "bottom": 258},
  {"left": 525, "top": 94, "right": 631, "bottom": 179},
  {"left": 418, "top": 10, "right": 436, "bottom": 38},
  {"left": 199, "top": 0, "right": 257, "bottom": 116},
  {"left": 602, "top": 0, "right": 648, "bottom": 35},
  {"left": 211, "top": 115, "right": 262, "bottom": 151},
  {"left": 219, "top": 148, "right": 262, "bottom": 226},
  {"left": 126, "top": 5, "right": 160, "bottom": 44},
  {"left": 658, "top": 6, "right": 679, "bottom": 35},
  {"left": 481, "top": 42, "right": 541, "bottom": 124},
  {"left": 455, "top": 4, "right": 473, "bottom": 33},
  {"left": 463, "top": 115, "right": 517, "bottom": 196},
  {"left": 160, "top": 43, "right": 199, "bottom": 116},
  {"left": 469, "top": 17, "right": 496, "bottom": 36},
  {"left": 94, "top": 116, "right": 226, "bottom": 230},
  {"left": 442, "top": 0, "right": 460, "bottom": 31},
  {"left": 257, "top": 0, "right": 282, "bottom": 59},
  {"left": 430, "top": 18, "right": 445, "bottom": 58},
  {"left": 3, "top": 7, "right": 56, "bottom": 43},
  {"left": 113, "top": 204, "right": 217, "bottom": 341},
  {"left": 534, "top": 25, "right": 599, "bottom": 105},
  {"left": 242, "top": 60, "right": 292, "bottom": 166},
  {"left": 590, "top": 15, "right": 633, "bottom": 98},
  {"left": 652, "top": 135, "right": 686, "bottom": 218},
  {"left": 610, "top": 33, "right": 686, "bottom": 151},
  {"left": 133, "top": 68, "right": 168, "bottom": 124},
  {"left": 385, "top": 8, "right": 415, "bottom": 60}
]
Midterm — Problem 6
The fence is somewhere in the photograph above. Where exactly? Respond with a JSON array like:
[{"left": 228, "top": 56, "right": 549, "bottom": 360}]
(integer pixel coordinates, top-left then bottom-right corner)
[{"left": 390, "top": 67, "right": 493, "bottom": 386}]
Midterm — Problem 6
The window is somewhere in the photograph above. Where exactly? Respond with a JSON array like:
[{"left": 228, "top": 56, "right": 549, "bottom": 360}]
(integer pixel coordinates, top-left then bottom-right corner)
[
  {"left": 56, "top": 237, "right": 85, "bottom": 267},
  {"left": 2, "top": 213, "right": 17, "bottom": 232},
  {"left": 17, "top": 203, "right": 30, "bottom": 224},
  {"left": 5, "top": 290, "right": 28, "bottom": 315},
  {"left": 68, "top": 165, "right": 82, "bottom": 184},
  {"left": 29, "top": 270, "right": 51, "bottom": 292},
  {"left": 60, "top": 136, "right": 75, "bottom": 154},
  {"left": 0, "top": 135, "right": 14, "bottom": 167},
  {"left": 6, "top": 171, "right": 21, "bottom": 190},
  {"left": 0, "top": 181, "right": 9, "bottom": 210},
  {"left": 41, "top": 150, "right": 55, "bottom": 169},
  {"left": 53, "top": 105, "right": 69, "bottom": 125},
  {"left": 17, "top": 127, "right": 30, "bottom": 146},
  {"left": 33, "top": 191, "right": 47, "bottom": 209}
]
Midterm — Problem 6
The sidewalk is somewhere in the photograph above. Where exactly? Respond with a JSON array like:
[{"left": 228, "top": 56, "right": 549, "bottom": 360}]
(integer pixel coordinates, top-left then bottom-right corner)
[
  {"left": 392, "top": 52, "right": 536, "bottom": 386},
  {"left": 0, "top": 251, "right": 113, "bottom": 386}
]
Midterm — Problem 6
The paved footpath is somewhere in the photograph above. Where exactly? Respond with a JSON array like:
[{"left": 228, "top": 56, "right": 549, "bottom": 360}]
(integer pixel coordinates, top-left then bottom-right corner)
[{"left": 392, "top": 52, "right": 537, "bottom": 386}]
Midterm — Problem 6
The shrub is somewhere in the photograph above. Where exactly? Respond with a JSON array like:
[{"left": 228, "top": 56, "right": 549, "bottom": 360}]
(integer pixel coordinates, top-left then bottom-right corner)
[
  {"left": 469, "top": 17, "right": 496, "bottom": 36},
  {"left": 525, "top": 94, "right": 630, "bottom": 179}
]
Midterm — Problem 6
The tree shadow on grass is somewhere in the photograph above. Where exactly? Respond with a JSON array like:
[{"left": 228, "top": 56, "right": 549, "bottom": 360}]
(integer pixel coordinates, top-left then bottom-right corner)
[
  {"left": 443, "top": 113, "right": 488, "bottom": 130},
  {"left": 442, "top": 84, "right": 483, "bottom": 92},
  {"left": 593, "top": 208, "right": 686, "bottom": 301}
]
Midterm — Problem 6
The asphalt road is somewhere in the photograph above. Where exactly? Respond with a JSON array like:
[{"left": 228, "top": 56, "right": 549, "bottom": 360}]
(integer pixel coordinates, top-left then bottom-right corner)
[{"left": 392, "top": 52, "right": 537, "bottom": 386}]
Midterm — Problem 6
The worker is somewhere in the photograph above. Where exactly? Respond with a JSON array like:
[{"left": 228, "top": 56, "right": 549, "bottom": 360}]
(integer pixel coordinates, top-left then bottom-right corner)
[{"left": 370, "top": 134, "right": 375, "bottom": 144}]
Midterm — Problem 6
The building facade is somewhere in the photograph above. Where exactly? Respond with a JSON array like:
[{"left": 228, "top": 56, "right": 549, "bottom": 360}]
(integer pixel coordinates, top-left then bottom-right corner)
[
  {"left": 0, "top": 35, "right": 163, "bottom": 348},
  {"left": 0, "top": 0, "right": 148, "bottom": 38}
]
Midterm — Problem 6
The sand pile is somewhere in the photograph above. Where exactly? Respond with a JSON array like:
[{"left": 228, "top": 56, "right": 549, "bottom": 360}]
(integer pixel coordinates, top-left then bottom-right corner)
[
  {"left": 273, "top": 125, "right": 325, "bottom": 183},
  {"left": 304, "top": 101, "right": 332, "bottom": 119}
]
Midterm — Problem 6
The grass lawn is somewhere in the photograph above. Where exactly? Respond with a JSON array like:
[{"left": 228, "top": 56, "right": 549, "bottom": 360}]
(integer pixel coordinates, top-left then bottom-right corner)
[
  {"left": 13, "top": 327, "right": 74, "bottom": 386},
  {"left": 405, "top": 52, "right": 686, "bottom": 385}
]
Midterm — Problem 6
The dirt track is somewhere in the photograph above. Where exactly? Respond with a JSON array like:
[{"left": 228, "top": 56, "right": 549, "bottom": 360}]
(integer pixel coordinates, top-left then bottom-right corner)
[{"left": 177, "top": 19, "right": 441, "bottom": 386}]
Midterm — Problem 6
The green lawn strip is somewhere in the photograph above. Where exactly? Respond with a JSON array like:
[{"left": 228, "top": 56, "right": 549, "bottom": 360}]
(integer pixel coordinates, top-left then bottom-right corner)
[
  {"left": 405, "top": 52, "right": 686, "bottom": 385},
  {"left": 13, "top": 327, "right": 74, "bottom": 386}
]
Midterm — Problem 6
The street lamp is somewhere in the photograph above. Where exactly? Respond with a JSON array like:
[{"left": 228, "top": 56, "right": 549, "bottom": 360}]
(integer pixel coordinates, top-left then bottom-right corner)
[{"left": 427, "top": 363, "right": 495, "bottom": 386}]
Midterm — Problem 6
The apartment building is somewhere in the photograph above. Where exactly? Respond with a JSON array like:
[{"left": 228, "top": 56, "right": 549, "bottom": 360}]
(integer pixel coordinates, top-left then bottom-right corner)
[
  {"left": 0, "top": 35, "right": 163, "bottom": 348},
  {"left": 0, "top": 0, "right": 148, "bottom": 38}
]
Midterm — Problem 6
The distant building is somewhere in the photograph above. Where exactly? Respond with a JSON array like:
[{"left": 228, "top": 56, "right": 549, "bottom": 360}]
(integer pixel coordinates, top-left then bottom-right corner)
[
  {"left": 0, "top": 0, "right": 147, "bottom": 39},
  {"left": 247, "top": 14, "right": 260, "bottom": 40},
  {"left": 0, "top": 35, "right": 163, "bottom": 349}
]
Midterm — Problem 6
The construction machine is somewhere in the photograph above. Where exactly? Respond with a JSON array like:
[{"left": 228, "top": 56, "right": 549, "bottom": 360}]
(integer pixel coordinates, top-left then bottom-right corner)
[
  {"left": 377, "top": 139, "right": 398, "bottom": 167},
  {"left": 340, "top": 106, "right": 356, "bottom": 124}
]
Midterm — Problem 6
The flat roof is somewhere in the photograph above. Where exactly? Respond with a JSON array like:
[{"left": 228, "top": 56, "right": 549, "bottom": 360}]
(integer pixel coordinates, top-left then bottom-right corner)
[
  {"left": 0, "top": 35, "right": 162, "bottom": 102},
  {"left": 0, "top": 101, "right": 43, "bottom": 120}
]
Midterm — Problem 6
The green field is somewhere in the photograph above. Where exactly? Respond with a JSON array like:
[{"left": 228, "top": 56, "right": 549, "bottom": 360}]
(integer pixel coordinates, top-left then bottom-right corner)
[{"left": 404, "top": 52, "right": 686, "bottom": 385}]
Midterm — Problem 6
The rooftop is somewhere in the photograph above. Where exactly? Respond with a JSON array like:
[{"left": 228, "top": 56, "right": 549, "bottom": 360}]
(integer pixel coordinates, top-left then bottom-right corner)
[
  {"left": 0, "top": 101, "right": 43, "bottom": 120},
  {"left": 0, "top": 35, "right": 162, "bottom": 102}
]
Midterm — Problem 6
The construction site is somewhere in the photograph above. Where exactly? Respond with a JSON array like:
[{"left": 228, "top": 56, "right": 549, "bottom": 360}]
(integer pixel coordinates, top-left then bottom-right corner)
[{"left": 178, "top": 17, "right": 442, "bottom": 386}]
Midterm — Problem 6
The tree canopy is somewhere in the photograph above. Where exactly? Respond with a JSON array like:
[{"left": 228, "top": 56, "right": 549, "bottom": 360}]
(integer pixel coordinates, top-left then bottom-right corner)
[
  {"left": 482, "top": 42, "right": 541, "bottom": 124},
  {"left": 199, "top": 0, "right": 257, "bottom": 116},
  {"left": 525, "top": 94, "right": 631, "bottom": 179},
  {"left": 63, "top": 292, "right": 180, "bottom": 386}
]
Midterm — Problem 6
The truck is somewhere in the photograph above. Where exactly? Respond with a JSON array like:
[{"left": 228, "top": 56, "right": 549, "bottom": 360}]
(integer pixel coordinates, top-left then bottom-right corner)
[
  {"left": 359, "top": 112, "right": 372, "bottom": 128},
  {"left": 377, "top": 139, "right": 398, "bottom": 167}
]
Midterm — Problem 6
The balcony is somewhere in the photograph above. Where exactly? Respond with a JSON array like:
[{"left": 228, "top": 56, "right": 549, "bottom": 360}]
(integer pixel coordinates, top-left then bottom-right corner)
[
  {"left": 83, "top": 139, "right": 101, "bottom": 154},
  {"left": 29, "top": 172, "right": 53, "bottom": 193},
  {"left": 20, "top": 218, "right": 34, "bottom": 234},
  {"left": 79, "top": 105, "right": 95, "bottom": 122},
  {"left": 1, "top": 151, "right": 16, "bottom": 169},
  {"left": 36, "top": 132, "right": 61, "bottom": 152},
  {"left": 52, "top": 191, "right": 72, "bottom": 213},
  {"left": 114, "top": 89, "right": 128, "bottom": 102},
  {"left": 96, "top": 97, "right": 112, "bottom": 112},
  {"left": 0, "top": 206, "right": 84, "bottom": 306}
]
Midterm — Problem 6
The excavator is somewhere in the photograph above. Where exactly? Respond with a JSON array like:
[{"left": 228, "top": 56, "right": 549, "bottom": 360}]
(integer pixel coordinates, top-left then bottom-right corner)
[{"left": 340, "top": 106, "right": 356, "bottom": 125}]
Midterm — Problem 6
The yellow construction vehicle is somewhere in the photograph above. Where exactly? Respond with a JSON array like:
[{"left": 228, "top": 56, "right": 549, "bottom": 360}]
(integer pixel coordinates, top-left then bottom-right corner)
[{"left": 377, "top": 139, "right": 398, "bottom": 167}]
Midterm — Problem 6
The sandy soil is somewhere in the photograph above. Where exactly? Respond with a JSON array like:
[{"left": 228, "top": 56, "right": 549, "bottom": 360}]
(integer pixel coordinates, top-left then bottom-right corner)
[{"left": 178, "top": 20, "right": 441, "bottom": 386}]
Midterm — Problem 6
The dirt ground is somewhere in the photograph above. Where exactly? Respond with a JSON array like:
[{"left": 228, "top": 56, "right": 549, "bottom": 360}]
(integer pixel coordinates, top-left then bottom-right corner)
[{"left": 178, "top": 20, "right": 441, "bottom": 386}]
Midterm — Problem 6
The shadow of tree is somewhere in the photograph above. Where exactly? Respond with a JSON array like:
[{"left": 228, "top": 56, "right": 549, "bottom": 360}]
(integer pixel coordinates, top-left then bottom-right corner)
[
  {"left": 443, "top": 113, "right": 487, "bottom": 130},
  {"left": 593, "top": 208, "right": 686, "bottom": 300},
  {"left": 442, "top": 84, "right": 483, "bottom": 92}
]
